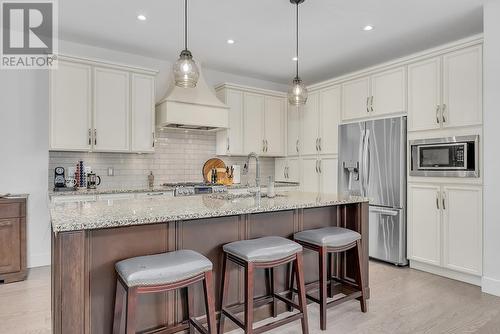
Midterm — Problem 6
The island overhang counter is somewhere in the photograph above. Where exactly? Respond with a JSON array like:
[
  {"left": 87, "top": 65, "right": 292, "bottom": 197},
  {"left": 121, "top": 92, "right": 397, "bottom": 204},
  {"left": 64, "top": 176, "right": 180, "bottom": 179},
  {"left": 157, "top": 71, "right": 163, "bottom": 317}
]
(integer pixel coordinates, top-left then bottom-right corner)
[{"left": 51, "top": 191, "right": 369, "bottom": 334}]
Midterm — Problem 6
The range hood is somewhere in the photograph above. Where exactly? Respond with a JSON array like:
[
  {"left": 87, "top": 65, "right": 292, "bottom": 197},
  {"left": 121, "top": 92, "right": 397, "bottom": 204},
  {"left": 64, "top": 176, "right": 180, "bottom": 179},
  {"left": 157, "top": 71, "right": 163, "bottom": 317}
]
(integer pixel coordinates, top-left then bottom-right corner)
[{"left": 156, "top": 70, "right": 229, "bottom": 130}]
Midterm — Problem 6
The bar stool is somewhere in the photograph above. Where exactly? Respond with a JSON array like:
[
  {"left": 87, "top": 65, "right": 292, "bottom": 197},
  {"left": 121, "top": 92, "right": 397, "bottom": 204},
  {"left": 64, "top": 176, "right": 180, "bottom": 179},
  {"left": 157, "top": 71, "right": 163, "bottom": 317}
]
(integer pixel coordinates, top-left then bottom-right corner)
[
  {"left": 112, "top": 250, "right": 216, "bottom": 334},
  {"left": 291, "top": 227, "right": 367, "bottom": 331},
  {"left": 218, "top": 236, "right": 309, "bottom": 334}
]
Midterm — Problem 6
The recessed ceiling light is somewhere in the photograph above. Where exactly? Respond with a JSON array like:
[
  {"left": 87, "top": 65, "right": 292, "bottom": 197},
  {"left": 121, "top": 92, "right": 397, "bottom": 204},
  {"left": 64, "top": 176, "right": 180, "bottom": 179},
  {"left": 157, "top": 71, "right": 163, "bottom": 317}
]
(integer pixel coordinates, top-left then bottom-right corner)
[
  {"left": 363, "top": 25, "right": 374, "bottom": 31},
  {"left": 292, "top": 56, "right": 298, "bottom": 61},
  {"left": 137, "top": 14, "right": 147, "bottom": 21},
  {"left": 227, "top": 39, "right": 235, "bottom": 44}
]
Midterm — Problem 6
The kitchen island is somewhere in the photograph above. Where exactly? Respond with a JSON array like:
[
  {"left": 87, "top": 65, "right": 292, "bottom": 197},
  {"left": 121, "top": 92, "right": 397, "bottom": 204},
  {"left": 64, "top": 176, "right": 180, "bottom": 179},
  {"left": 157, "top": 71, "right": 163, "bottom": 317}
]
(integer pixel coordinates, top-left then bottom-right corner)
[{"left": 51, "top": 191, "right": 369, "bottom": 334}]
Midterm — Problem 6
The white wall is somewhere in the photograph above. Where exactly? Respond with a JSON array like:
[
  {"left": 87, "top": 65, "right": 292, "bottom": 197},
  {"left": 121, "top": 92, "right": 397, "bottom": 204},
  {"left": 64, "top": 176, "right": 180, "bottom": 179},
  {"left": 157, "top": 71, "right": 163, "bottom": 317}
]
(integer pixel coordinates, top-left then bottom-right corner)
[
  {"left": 0, "top": 70, "right": 50, "bottom": 268},
  {"left": 0, "top": 39, "right": 286, "bottom": 268},
  {"left": 482, "top": 0, "right": 500, "bottom": 297}
]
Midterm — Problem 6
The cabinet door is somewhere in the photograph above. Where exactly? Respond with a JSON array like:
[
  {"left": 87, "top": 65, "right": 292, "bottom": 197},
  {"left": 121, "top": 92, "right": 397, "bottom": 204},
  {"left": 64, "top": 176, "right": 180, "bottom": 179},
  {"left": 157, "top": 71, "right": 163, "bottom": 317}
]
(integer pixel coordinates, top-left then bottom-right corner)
[
  {"left": 243, "top": 93, "right": 265, "bottom": 154},
  {"left": 408, "top": 58, "right": 442, "bottom": 131},
  {"left": 216, "top": 89, "right": 244, "bottom": 155},
  {"left": 341, "top": 76, "right": 370, "bottom": 121},
  {"left": 50, "top": 61, "right": 92, "bottom": 151},
  {"left": 371, "top": 67, "right": 407, "bottom": 116},
  {"left": 287, "top": 104, "right": 301, "bottom": 156},
  {"left": 408, "top": 184, "right": 441, "bottom": 266},
  {"left": 443, "top": 46, "right": 483, "bottom": 128},
  {"left": 274, "top": 158, "right": 288, "bottom": 182},
  {"left": 0, "top": 219, "right": 20, "bottom": 274},
  {"left": 131, "top": 73, "right": 155, "bottom": 153},
  {"left": 319, "top": 86, "right": 341, "bottom": 155},
  {"left": 301, "top": 92, "right": 319, "bottom": 156},
  {"left": 93, "top": 67, "right": 130, "bottom": 151},
  {"left": 300, "top": 157, "right": 319, "bottom": 193},
  {"left": 442, "top": 185, "right": 482, "bottom": 275},
  {"left": 319, "top": 157, "right": 338, "bottom": 194},
  {"left": 287, "top": 158, "right": 300, "bottom": 183},
  {"left": 264, "top": 96, "right": 286, "bottom": 156}
]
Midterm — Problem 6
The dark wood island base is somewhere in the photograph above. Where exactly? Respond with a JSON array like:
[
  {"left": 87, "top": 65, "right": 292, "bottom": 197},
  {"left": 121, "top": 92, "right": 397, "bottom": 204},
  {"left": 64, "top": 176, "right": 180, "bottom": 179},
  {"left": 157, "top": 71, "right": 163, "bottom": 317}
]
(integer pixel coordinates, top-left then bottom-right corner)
[{"left": 52, "top": 202, "right": 369, "bottom": 334}]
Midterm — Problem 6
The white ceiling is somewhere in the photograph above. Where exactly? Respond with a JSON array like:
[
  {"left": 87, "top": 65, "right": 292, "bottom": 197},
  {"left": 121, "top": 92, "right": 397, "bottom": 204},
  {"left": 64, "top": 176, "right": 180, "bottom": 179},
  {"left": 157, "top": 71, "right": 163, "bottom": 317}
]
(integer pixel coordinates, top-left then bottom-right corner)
[{"left": 59, "top": 0, "right": 484, "bottom": 85}]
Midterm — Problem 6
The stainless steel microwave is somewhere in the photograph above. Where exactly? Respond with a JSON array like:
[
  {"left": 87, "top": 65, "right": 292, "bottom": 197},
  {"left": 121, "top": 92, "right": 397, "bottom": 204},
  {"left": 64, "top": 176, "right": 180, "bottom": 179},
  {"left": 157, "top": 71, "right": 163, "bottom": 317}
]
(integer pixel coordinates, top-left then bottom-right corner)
[{"left": 409, "top": 135, "right": 479, "bottom": 177}]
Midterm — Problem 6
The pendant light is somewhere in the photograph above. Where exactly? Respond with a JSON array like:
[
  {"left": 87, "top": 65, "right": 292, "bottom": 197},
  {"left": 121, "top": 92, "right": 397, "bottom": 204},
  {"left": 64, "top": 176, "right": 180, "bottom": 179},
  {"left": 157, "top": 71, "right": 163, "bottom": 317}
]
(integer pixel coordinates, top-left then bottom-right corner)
[
  {"left": 287, "top": 0, "right": 308, "bottom": 106},
  {"left": 173, "top": 0, "right": 200, "bottom": 88}
]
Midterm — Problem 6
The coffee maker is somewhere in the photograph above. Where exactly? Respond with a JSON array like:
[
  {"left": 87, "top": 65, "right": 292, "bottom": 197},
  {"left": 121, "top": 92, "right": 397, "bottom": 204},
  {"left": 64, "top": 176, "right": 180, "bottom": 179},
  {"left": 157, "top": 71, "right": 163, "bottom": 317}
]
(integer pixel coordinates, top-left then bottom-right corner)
[
  {"left": 86, "top": 172, "right": 101, "bottom": 189},
  {"left": 54, "top": 167, "right": 65, "bottom": 188}
]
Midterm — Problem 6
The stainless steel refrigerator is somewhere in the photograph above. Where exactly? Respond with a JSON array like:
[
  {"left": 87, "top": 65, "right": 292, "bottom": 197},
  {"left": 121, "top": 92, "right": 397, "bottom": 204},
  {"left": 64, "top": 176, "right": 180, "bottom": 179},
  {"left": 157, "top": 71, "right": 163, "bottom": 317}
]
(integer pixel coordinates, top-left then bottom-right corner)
[{"left": 338, "top": 116, "right": 407, "bottom": 266}]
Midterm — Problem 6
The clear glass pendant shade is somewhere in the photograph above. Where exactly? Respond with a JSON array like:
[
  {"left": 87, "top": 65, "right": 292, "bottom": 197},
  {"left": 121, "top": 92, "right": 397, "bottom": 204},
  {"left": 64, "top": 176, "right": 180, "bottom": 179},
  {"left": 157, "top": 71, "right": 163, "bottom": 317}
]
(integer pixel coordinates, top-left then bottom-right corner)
[
  {"left": 287, "top": 77, "right": 308, "bottom": 106},
  {"left": 173, "top": 49, "right": 200, "bottom": 88}
]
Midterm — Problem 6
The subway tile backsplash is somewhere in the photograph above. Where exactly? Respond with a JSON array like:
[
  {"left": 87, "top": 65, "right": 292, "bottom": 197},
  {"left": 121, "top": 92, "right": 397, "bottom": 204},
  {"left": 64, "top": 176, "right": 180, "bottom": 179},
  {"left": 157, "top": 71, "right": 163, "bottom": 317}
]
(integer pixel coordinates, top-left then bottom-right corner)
[{"left": 48, "top": 129, "right": 275, "bottom": 189}]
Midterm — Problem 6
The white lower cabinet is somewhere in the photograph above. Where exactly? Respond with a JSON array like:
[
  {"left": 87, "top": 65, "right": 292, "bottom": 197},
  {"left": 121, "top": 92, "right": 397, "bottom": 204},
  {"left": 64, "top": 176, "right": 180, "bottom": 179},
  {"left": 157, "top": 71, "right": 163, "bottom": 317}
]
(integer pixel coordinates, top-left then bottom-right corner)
[
  {"left": 299, "top": 156, "right": 338, "bottom": 193},
  {"left": 408, "top": 182, "right": 482, "bottom": 278}
]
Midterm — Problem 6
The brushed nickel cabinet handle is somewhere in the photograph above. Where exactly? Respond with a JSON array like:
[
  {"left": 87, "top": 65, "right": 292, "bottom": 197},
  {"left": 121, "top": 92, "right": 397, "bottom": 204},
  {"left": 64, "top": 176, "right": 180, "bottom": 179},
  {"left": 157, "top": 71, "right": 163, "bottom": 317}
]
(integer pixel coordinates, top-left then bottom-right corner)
[
  {"left": 227, "top": 137, "right": 230, "bottom": 151},
  {"left": 442, "top": 192, "right": 446, "bottom": 210},
  {"left": 296, "top": 139, "right": 299, "bottom": 153},
  {"left": 366, "top": 97, "right": 370, "bottom": 113},
  {"left": 284, "top": 167, "right": 286, "bottom": 178},
  {"left": 94, "top": 129, "right": 97, "bottom": 146},
  {"left": 262, "top": 140, "right": 266, "bottom": 152},
  {"left": 266, "top": 140, "right": 269, "bottom": 152},
  {"left": 88, "top": 129, "right": 91, "bottom": 145},
  {"left": 436, "top": 192, "right": 440, "bottom": 210},
  {"left": 319, "top": 138, "right": 322, "bottom": 152},
  {"left": 318, "top": 160, "right": 322, "bottom": 173},
  {"left": 315, "top": 160, "right": 319, "bottom": 173},
  {"left": 442, "top": 104, "right": 447, "bottom": 123},
  {"left": 370, "top": 96, "right": 374, "bottom": 112},
  {"left": 152, "top": 132, "right": 155, "bottom": 148},
  {"left": 436, "top": 105, "right": 440, "bottom": 124}
]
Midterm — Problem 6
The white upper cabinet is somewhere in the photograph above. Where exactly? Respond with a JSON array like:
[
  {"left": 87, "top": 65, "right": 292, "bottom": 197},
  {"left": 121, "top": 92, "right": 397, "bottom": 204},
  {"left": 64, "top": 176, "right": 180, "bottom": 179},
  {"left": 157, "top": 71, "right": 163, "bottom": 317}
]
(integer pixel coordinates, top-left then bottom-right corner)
[
  {"left": 301, "top": 92, "right": 320, "bottom": 156},
  {"left": 50, "top": 61, "right": 92, "bottom": 151},
  {"left": 287, "top": 104, "right": 301, "bottom": 156},
  {"left": 408, "top": 183, "right": 442, "bottom": 266},
  {"left": 264, "top": 96, "right": 286, "bottom": 156},
  {"left": 342, "top": 77, "right": 371, "bottom": 121},
  {"left": 131, "top": 73, "right": 155, "bottom": 153},
  {"left": 243, "top": 93, "right": 265, "bottom": 154},
  {"left": 93, "top": 67, "right": 130, "bottom": 152},
  {"left": 216, "top": 89, "right": 244, "bottom": 155},
  {"left": 318, "top": 86, "right": 341, "bottom": 155},
  {"left": 342, "top": 67, "right": 406, "bottom": 122},
  {"left": 371, "top": 67, "right": 406, "bottom": 116},
  {"left": 408, "top": 57, "right": 442, "bottom": 131},
  {"left": 442, "top": 46, "right": 483, "bottom": 128},
  {"left": 442, "top": 185, "right": 482, "bottom": 275},
  {"left": 408, "top": 45, "right": 482, "bottom": 131},
  {"left": 50, "top": 57, "right": 156, "bottom": 153}
]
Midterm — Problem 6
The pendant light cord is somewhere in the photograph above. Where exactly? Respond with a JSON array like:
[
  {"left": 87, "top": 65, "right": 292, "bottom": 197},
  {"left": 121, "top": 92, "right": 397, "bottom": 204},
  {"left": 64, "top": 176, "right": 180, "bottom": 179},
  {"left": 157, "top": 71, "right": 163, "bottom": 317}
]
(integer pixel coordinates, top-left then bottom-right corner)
[
  {"left": 184, "top": 0, "right": 188, "bottom": 50},
  {"left": 296, "top": 2, "right": 299, "bottom": 78}
]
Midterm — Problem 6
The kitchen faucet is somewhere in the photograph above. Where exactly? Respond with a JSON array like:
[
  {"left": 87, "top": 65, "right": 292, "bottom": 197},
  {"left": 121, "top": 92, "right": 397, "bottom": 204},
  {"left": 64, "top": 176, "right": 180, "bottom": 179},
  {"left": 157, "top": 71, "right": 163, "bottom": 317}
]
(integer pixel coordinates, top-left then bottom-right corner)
[{"left": 243, "top": 152, "right": 261, "bottom": 195}]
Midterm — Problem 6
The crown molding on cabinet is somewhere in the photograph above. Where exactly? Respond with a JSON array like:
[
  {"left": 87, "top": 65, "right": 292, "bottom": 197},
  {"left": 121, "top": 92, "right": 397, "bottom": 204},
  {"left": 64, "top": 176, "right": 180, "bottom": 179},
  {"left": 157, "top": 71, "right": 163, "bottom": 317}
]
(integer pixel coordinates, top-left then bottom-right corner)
[
  {"left": 308, "top": 34, "right": 483, "bottom": 92},
  {"left": 57, "top": 54, "right": 159, "bottom": 76},
  {"left": 215, "top": 82, "right": 286, "bottom": 98}
]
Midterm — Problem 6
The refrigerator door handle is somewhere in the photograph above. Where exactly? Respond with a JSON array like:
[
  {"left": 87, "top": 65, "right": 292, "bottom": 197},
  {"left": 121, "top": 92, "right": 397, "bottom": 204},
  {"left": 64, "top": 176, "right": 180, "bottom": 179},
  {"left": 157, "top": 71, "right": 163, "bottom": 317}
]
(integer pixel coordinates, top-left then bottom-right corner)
[
  {"left": 370, "top": 207, "right": 399, "bottom": 216},
  {"left": 358, "top": 130, "right": 366, "bottom": 196},
  {"left": 363, "top": 129, "right": 371, "bottom": 194}
]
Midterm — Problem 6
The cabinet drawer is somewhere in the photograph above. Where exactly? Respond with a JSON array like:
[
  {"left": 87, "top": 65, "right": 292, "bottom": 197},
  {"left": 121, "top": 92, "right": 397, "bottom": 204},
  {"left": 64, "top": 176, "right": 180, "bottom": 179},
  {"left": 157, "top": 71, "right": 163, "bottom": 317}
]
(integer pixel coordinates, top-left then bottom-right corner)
[
  {"left": 0, "top": 218, "right": 21, "bottom": 274},
  {"left": 0, "top": 203, "right": 24, "bottom": 219}
]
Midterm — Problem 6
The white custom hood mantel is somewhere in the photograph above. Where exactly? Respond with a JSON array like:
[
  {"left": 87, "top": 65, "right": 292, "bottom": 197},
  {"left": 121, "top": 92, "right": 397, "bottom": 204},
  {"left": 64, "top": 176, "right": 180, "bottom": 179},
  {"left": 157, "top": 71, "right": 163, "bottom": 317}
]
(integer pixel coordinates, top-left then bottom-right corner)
[{"left": 156, "top": 70, "right": 229, "bottom": 130}]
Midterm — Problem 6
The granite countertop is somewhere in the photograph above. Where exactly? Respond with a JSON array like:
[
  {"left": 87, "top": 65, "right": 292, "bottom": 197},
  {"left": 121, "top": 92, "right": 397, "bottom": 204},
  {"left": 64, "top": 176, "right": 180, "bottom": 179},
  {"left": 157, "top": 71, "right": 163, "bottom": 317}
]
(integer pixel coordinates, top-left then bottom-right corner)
[
  {"left": 48, "top": 182, "right": 300, "bottom": 197},
  {"left": 50, "top": 191, "right": 368, "bottom": 232}
]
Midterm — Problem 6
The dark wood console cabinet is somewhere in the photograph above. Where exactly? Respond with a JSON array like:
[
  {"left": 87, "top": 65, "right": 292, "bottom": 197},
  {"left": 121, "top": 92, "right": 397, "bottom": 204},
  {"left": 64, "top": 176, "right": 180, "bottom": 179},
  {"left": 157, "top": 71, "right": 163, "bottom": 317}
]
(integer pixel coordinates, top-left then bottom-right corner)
[{"left": 0, "top": 195, "right": 27, "bottom": 284}]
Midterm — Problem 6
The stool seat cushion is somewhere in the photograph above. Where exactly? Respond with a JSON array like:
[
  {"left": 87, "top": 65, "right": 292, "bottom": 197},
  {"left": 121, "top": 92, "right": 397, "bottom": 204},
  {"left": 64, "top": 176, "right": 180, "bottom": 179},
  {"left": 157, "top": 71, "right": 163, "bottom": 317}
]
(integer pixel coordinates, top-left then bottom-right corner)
[
  {"left": 115, "top": 250, "right": 212, "bottom": 287},
  {"left": 223, "top": 236, "right": 302, "bottom": 263},
  {"left": 294, "top": 226, "right": 361, "bottom": 248}
]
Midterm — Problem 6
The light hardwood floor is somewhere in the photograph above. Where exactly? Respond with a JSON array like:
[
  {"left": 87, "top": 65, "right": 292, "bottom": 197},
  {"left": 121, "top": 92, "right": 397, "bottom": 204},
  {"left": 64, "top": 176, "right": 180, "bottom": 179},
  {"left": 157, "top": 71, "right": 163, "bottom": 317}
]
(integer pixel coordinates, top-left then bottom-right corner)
[{"left": 1, "top": 262, "right": 500, "bottom": 334}]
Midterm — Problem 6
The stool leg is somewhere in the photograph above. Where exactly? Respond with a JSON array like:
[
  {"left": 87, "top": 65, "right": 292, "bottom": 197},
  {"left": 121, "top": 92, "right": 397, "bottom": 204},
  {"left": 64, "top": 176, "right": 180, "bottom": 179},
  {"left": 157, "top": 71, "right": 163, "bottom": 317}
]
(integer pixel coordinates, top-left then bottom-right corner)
[
  {"left": 265, "top": 268, "right": 277, "bottom": 318},
  {"left": 113, "top": 279, "right": 126, "bottom": 334},
  {"left": 295, "top": 252, "right": 309, "bottom": 334},
  {"left": 287, "top": 261, "right": 296, "bottom": 312},
  {"left": 218, "top": 253, "right": 230, "bottom": 334},
  {"left": 318, "top": 246, "right": 328, "bottom": 330},
  {"left": 355, "top": 240, "right": 367, "bottom": 313},
  {"left": 328, "top": 253, "right": 334, "bottom": 299},
  {"left": 244, "top": 263, "right": 255, "bottom": 334},
  {"left": 186, "top": 286, "right": 195, "bottom": 334},
  {"left": 125, "top": 287, "right": 137, "bottom": 334},
  {"left": 203, "top": 271, "right": 217, "bottom": 334}
]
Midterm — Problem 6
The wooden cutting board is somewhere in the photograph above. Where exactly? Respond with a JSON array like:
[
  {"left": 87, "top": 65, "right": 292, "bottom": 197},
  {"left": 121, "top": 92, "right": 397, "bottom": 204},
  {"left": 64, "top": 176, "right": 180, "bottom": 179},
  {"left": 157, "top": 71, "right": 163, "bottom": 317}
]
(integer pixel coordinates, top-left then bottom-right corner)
[{"left": 202, "top": 158, "right": 226, "bottom": 183}]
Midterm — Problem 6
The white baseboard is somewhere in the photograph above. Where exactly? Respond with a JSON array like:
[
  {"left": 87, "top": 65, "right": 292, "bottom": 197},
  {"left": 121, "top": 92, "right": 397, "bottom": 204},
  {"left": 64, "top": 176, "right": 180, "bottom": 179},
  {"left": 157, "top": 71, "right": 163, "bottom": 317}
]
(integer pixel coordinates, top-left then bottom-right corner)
[
  {"left": 409, "top": 260, "right": 481, "bottom": 286},
  {"left": 28, "top": 252, "right": 51, "bottom": 268},
  {"left": 482, "top": 276, "right": 500, "bottom": 297}
]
